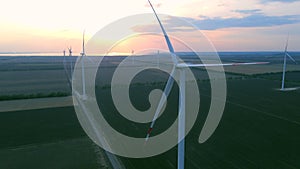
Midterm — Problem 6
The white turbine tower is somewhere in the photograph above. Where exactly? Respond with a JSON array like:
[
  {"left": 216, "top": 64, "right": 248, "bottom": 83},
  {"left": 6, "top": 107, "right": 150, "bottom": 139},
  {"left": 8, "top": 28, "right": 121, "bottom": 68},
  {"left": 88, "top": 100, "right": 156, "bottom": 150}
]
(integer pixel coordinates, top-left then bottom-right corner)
[
  {"left": 63, "top": 49, "right": 67, "bottom": 75},
  {"left": 280, "top": 36, "right": 297, "bottom": 91},
  {"left": 80, "top": 31, "right": 87, "bottom": 98},
  {"left": 146, "top": 1, "right": 269, "bottom": 169},
  {"left": 68, "top": 46, "right": 73, "bottom": 78},
  {"left": 63, "top": 47, "right": 73, "bottom": 87},
  {"left": 63, "top": 49, "right": 72, "bottom": 87}
]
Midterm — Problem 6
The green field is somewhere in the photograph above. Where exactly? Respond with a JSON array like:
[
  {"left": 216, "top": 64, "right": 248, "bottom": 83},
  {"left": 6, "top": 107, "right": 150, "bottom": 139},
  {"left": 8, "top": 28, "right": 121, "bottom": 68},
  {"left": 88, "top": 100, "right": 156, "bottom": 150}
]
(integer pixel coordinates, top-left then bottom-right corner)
[
  {"left": 0, "top": 55, "right": 300, "bottom": 169},
  {"left": 1, "top": 74, "right": 300, "bottom": 169}
]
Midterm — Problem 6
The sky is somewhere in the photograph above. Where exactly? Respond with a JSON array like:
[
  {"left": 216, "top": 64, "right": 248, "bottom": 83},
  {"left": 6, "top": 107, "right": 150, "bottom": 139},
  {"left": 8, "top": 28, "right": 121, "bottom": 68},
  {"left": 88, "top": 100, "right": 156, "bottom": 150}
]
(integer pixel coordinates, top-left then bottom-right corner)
[{"left": 0, "top": 0, "right": 300, "bottom": 53}]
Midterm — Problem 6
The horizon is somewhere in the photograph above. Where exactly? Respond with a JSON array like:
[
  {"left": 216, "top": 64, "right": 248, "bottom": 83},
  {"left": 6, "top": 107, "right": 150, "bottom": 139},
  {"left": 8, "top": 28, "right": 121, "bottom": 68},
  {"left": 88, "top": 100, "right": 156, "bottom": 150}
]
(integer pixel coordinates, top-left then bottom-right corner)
[{"left": 1, "top": 50, "right": 300, "bottom": 57}]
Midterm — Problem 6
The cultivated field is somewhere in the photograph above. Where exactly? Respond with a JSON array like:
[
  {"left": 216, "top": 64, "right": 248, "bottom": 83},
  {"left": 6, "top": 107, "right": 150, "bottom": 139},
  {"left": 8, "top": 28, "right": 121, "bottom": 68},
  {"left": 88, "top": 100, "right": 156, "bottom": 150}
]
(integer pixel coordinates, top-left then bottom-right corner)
[{"left": 0, "top": 53, "right": 299, "bottom": 169}]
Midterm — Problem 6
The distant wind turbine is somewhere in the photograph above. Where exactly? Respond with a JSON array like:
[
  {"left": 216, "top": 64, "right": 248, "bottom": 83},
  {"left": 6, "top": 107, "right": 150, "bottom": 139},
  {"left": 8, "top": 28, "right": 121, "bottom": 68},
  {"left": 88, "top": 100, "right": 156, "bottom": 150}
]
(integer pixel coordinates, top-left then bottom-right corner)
[
  {"left": 63, "top": 49, "right": 67, "bottom": 74},
  {"left": 63, "top": 47, "right": 73, "bottom": 88},
  {"left": 68, "top": 46, "right": 73, "bottom": 78},
  {"left": 145, "top": 1, "right": 268, "bottom": 169},
  {"left": 80, "top": 31, "right": 87, "bottom": 98},
  {"left": 62, "top": 49, "right": 70, "bottom": 83},
  {"left": 280, "top": 36, "right": 297, "bottom": 91}
]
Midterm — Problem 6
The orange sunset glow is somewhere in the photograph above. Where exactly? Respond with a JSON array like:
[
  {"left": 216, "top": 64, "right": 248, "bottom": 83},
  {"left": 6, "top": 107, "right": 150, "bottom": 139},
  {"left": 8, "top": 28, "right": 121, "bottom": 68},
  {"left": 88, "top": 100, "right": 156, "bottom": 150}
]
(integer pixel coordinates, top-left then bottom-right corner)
[{"left": 1, "top": 0, "right": 300, "bottom": 54}]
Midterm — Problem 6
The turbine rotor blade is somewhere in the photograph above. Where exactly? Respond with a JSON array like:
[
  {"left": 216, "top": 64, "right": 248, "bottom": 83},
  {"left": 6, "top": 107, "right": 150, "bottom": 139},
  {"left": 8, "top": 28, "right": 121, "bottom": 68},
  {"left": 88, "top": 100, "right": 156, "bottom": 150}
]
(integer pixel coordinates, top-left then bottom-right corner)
[
  {"left": 284, "top": 34, "right": 297, "bottom": 64},
  {"left": 145, "top": 66, "right": 176, "bottom": 141},
  {"left": 287, "top": 53, "right": 297, "bottom": 64},
  {"left": 147, "top": 0, "right": 177, "bottom": 64},
  {"left": 146, "top": 1, "right": 180, "bottom": 141},
  {"left": 82, "top": 30, "right": 85, "bottom": 55}
]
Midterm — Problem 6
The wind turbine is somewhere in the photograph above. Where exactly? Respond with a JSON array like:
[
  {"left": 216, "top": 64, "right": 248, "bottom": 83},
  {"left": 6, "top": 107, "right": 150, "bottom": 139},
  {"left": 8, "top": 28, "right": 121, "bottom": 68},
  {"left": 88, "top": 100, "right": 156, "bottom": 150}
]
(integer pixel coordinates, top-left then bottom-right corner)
[
  {"left": 63, "top": 49, "right": 67, "bottom": 76},
  {"left": 145, "top": 1, "right": 268, "bottom": 169},
  {"left": 63, "top": 47, "right": 73, "bottom": 88},
  {"left": 63, "top": 49, "right": 72, "bottom": 86},
  {"left": 80, "top": 31, "right": 87, "bottom": 98},
  {"left": 68, "top": 46, "right": 73, "bottom": 78},
  {"left": 280, "top": 36, "right": 297, "bottom": 91}
]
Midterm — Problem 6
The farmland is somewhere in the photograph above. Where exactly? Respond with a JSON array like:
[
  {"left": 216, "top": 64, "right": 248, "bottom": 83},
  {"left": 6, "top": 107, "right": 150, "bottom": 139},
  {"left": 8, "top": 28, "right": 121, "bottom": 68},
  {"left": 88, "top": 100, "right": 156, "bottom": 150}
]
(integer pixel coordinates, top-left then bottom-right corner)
[{"left": 0, "top": 53, "right": 300, "bottom": 169}]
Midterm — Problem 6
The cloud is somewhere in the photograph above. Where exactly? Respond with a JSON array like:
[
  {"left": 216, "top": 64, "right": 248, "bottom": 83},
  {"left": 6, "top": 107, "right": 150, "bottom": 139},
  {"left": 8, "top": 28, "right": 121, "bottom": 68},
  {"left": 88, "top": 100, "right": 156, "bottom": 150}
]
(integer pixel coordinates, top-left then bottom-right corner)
[
  {"left": 233, "top": 9, "right": 262, "bottom": 14},
  {"left": 260, "top": 0, "right": 299, "bottom": 3},
  {"left": 184, "top": 14, "right": 300, "bottom": 30},
  {"left": 132, "top": 11, "right": 300, "bottom": 32},
  {"left": 131, "top": 16, "right": 196, "bottom": 33}
]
